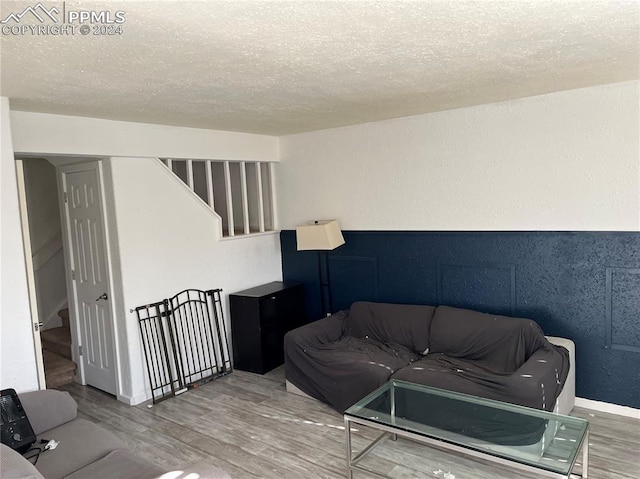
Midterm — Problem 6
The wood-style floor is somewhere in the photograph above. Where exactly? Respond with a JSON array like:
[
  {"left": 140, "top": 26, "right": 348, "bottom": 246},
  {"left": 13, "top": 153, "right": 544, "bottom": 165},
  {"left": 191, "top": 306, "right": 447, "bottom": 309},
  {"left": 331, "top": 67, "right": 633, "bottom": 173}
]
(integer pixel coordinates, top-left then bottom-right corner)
[{"left": 60, "top": 367, "right": 640, "bottom": 479}]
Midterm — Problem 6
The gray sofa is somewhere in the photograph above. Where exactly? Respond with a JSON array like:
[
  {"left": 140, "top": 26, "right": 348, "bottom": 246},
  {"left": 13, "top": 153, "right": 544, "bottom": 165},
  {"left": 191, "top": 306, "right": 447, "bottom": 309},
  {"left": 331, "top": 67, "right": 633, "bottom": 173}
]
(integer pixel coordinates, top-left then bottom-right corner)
[
  {"left": 284, "top": 302, "right": 574, "bottom": 415},
  {"left": 0, "top": 389, "right": 231, "bottom": 479}
]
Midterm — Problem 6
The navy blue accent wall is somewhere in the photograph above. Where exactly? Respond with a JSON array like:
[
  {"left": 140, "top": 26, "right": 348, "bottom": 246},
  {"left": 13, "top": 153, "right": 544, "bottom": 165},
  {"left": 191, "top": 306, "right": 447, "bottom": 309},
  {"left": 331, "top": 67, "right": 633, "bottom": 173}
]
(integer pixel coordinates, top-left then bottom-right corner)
[{"left": 281, "top": 230, "right": 640, "bottom": 409}]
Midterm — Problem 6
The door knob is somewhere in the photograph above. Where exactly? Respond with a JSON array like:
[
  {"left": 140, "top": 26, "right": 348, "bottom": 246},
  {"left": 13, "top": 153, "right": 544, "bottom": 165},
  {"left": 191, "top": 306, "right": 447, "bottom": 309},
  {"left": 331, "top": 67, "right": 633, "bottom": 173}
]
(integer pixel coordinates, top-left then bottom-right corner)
[{"left": 96, "top": 293, "right": 109, "bottom": 301}]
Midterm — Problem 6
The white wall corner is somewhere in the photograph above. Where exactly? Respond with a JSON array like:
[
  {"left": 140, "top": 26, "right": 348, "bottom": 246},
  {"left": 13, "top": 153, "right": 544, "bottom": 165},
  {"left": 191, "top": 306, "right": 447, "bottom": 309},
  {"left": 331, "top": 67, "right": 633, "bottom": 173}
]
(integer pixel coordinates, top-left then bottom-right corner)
[
  {"left": 118, "top": 390, "right": 152, "bottom": 406},
  {"left": 99, "top": 158, "right": 131, "bottom": 400},
  {"left": 0, "top": 97, "right": 40, "bottom": 392}
]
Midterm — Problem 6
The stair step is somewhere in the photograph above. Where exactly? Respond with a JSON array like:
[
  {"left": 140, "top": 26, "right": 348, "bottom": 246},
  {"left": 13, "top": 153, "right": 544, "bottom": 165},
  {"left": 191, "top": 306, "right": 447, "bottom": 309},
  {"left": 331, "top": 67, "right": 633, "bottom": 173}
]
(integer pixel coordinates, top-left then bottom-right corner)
[
  {"left": 41, "top": 326, "right": 72, "bottom": 360},
  {"left": 58, "top": 308, "right": 70, "bottom": 329},
  {"left": 43, "top": 350, "right": 76, "bottom": 388}
]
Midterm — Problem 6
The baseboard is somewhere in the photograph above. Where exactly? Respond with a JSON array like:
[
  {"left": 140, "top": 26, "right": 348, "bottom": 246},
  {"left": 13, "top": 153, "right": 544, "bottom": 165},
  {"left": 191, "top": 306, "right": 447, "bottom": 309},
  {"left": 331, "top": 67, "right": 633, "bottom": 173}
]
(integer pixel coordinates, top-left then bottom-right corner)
[
  {"left": 118, "top": 391, "right": 151, "bottom": 406},
  {"left": 118, "top": 391, "right": 152, "bottom": 406},
  {"left": 575, "top": 397, "right": 640, "bottom": 419}
]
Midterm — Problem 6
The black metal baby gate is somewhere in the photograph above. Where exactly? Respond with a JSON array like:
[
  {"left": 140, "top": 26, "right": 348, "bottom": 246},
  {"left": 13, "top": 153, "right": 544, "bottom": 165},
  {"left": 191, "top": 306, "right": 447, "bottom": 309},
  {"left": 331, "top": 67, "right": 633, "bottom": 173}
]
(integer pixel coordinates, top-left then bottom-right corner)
[{"left": 134, "top": 289, "right": 232, "bottom": 403}]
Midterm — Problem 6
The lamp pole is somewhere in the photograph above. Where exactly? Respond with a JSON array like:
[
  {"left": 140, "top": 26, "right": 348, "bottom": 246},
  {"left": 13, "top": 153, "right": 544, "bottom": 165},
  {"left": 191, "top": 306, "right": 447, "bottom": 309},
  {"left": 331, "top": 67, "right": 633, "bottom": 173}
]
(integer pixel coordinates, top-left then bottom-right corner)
[
  {"left": 317, "top": 251, "right": 327, "bottom": 317},
  {"left": 295, "top": 219, "right": 345, "bottom": 319}
]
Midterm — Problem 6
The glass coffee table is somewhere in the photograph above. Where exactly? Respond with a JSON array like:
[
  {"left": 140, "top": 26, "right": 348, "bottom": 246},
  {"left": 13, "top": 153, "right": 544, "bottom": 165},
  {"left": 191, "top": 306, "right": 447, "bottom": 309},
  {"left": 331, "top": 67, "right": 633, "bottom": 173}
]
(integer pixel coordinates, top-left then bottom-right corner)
[{"left": 344, "top": 380, "right": 589, "bottom": 478}]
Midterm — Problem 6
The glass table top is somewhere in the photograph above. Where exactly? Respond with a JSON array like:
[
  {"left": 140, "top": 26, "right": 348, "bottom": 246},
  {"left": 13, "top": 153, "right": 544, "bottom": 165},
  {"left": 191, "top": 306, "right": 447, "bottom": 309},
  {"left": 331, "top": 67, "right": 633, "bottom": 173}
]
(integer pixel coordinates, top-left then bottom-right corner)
[{"left": 344, "top": 380, "right": 589, "bottom": 475}]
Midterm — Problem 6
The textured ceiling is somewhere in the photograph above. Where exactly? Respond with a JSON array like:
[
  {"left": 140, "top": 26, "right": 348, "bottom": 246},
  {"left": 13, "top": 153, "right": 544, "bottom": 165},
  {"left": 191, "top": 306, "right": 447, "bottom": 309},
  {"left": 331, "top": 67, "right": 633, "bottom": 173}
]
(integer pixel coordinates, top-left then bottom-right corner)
[{"left": 1, "top": 0, "right": 639, "bottom": 135}]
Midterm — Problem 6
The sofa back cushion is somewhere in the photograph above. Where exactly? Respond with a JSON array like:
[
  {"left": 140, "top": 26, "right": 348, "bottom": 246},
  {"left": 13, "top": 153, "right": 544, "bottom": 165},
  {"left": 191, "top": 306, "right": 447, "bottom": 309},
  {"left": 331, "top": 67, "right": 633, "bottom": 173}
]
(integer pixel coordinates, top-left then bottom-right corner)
[
  {"left": 429, "top": 306, "right": 547, "bottom": 372},
  {"left": 19, "top": 389, "right": 77, "bottom": 435},
  {"left": 345, "top": 301, "right": 435, "bottom": 354}
]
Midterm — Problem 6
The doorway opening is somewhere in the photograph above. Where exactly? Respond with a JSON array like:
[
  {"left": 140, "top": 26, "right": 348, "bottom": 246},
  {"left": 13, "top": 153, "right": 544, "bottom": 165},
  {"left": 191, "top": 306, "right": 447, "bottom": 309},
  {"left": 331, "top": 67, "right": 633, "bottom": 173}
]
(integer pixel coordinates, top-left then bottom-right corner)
[
  {"left": 17, "top": 156, "right": 118, "bottom": 396},
  {"left": 19, "top": 157, "right": 75, "bottom": 388}
]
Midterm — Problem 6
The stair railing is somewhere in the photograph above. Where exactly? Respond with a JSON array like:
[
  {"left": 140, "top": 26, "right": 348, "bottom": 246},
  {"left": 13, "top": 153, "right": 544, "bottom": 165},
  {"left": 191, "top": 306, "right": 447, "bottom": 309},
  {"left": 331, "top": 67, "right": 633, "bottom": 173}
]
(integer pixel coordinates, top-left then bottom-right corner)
[{"left": 159, "top": 158, "right": 277, "bottom": 238}]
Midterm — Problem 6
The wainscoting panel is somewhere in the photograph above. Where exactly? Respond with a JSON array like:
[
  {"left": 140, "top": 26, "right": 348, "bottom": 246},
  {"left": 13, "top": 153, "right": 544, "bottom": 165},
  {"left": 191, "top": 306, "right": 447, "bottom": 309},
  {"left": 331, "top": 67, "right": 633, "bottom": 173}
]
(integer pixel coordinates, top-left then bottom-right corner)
[
  {"left": 280, "top": 231, "right": 640, "bottom": 409},
  {"left": 606, "top": 267, "right": 640, "bottom": 353}
]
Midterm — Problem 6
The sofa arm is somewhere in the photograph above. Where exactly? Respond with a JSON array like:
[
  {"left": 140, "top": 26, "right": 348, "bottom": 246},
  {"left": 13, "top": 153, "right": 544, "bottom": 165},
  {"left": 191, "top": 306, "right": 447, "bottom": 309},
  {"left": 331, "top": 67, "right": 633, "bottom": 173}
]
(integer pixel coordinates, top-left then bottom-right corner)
[
  {"left": 509, "top": 345, "right": 570, "bottom": 411},
  {"left": 547, "top": 336, "right": 575, "bottom": 414},
  {"left": 0, "top": 444, "right": 45, "bottom": 479},
  {"left": 154, "top": 464, "right": 232, "bottom": 479},
  {"left": 18, "top": 389, "right": 78, "bottom": 435},
  {"left": 284, "top": 310, "right": 347, "bottom": 347},
  {"left": 283, "top": 311, "right": 347, "bottom": 398}
]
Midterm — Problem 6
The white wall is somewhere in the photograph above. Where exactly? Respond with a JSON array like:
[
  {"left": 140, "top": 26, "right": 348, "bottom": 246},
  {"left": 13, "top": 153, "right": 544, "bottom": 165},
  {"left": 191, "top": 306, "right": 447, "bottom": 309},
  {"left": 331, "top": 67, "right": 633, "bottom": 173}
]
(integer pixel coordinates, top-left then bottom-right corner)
[
  {"left": 4, "top": 110, "right": 282, "bottom": 402},
  {"left": 0, "top": 98, "right": 39, "bottom": 392},
  {"left": 23, "top": 159, "right": 66, "bottom": 328},
  {"left": 11, "top": 111, "right": 279, "bottom": 162},
  {"left": 278, "top": 81, "right": 640, "bottom": 231},
  {"left": 106, "top": 158, "right": 282, "bottom": 404},
  {"left": 32, "top": 250, "right": 66, "bottom": 329},
  {"left": 23, "top": 160, "right": 61, "bottom": 251}
]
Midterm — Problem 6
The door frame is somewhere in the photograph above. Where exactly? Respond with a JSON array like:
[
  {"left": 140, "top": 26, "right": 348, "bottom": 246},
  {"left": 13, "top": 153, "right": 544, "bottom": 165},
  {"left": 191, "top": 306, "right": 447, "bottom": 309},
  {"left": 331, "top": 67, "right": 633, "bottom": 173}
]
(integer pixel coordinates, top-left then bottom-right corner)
[
  {"left": 15, "top": 159, "right": 47, "bottom": 389},
  {"left": 58, "top": 160, "right": 121, "bottom": 396}
]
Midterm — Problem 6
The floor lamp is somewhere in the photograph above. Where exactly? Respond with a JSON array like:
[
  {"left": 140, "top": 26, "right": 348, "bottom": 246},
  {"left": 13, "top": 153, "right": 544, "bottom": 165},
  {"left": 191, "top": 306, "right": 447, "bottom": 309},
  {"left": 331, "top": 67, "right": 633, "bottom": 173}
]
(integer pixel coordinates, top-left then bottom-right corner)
[{"left": 296, "top": 220, "right": 345, "bottom": 317}]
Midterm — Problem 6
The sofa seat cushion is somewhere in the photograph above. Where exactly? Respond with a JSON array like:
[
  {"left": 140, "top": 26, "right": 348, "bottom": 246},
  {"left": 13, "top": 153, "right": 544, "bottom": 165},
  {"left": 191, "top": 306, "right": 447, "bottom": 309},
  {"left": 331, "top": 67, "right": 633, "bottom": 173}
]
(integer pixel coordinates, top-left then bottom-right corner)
[
  {"left": 34, "top": 419, "right": 125, "bottom": 479},
  {"left": 391, "top": 350, "right": 565, "bottom": 411},
  {"left": 429, "top": 306, "right": 548, "bottom": 373},
  {"left": 285, "top": 335, "right": 419, "bottom": 412},
  {"left": 64, "top": 450, "right": 162, "bottom": 479},
  {"left": 345, "top": 302, "right": 436, "bottom": 355}
]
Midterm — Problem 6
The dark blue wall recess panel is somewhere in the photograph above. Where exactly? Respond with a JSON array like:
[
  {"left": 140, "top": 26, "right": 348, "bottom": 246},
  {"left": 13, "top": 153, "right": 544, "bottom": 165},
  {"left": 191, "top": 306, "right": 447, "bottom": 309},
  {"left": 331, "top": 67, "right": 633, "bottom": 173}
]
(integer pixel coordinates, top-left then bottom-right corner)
[{"left": 280, "top": 231, "right": 640, "bottom": 409}]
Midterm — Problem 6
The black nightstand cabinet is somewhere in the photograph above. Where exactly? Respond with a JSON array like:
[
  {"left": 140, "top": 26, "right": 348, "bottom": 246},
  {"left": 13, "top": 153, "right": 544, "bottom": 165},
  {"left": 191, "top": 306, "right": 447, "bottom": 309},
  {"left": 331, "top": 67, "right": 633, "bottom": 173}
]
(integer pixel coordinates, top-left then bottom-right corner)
[{"left": 229, "top": 282, "right": 305, "bottom": 374}]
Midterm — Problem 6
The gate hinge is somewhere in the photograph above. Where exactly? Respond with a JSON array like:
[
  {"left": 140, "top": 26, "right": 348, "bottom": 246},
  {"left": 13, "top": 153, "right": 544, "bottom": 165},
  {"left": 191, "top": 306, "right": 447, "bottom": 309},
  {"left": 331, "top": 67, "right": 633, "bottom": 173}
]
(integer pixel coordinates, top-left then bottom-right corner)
[
  {"left": 78, "top": 345, "right": 83, "bottom": 356},
  {"left": 63, "top": 191, "right": 68, "bottom": 203},
  {"left": 71, "top": 270, "right": 76, "bottom": 281}
]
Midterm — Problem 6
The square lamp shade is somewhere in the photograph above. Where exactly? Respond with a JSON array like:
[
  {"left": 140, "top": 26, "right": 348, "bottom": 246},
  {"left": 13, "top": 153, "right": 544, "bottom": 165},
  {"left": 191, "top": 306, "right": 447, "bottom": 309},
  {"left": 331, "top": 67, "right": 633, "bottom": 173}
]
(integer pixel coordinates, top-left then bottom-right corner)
[{"left": 296, "top": 220, "right": 345, "bottom": 251}]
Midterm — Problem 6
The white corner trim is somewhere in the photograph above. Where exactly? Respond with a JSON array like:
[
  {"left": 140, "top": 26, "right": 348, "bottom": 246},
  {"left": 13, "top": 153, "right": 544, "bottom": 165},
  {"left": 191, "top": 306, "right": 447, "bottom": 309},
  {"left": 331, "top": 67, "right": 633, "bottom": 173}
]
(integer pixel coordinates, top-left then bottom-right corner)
[
  {"left": 118, "top": 390, "right": 152, "bottom": 406},
  {"left": 575, "top": 397, "right": 640, "bottom": 419}
]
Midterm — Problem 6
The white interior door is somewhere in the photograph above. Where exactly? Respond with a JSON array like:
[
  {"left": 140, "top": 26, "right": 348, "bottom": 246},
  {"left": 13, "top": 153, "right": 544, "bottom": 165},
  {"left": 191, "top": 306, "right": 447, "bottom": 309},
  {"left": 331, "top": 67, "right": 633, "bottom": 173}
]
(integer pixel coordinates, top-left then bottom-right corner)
[{"left": 61, "top": 162, "right": 117, "bottom": 395}]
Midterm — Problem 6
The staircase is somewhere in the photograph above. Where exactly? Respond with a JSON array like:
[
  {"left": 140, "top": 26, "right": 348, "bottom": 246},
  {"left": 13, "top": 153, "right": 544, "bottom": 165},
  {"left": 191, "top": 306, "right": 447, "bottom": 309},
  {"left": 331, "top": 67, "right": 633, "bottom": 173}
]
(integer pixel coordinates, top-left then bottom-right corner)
[{"left": 41, "top": 308, "right": 77, "bottom": 388}]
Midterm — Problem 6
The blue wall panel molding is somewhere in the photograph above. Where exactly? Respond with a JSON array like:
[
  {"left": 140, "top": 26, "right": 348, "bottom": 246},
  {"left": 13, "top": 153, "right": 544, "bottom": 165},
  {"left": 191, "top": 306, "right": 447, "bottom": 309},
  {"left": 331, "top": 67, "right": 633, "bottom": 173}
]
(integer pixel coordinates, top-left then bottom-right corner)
[
  {"left": 280, "top": 230, "right": 640, "bottom": 409},
  {"left": 606, "top": 267, "right": 640, "bottom": 353}
]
